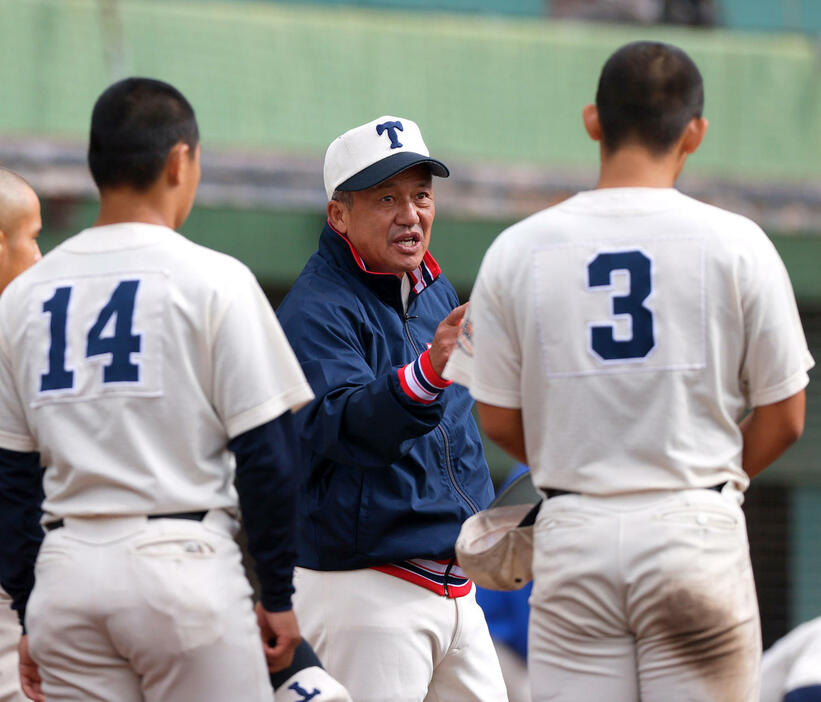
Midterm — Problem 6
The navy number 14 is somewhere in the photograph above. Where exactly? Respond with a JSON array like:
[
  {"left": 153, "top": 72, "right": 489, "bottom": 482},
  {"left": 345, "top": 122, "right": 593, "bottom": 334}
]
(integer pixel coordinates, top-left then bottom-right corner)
[{"left": 40, "top": 280, "right": 142, "bottom": 391}]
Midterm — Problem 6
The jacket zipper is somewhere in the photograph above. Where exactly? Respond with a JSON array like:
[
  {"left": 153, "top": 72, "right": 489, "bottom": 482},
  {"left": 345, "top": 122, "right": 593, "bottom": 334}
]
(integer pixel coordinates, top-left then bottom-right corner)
[{"left": 402, "top": 312, "right": 479, "bottom": 517}]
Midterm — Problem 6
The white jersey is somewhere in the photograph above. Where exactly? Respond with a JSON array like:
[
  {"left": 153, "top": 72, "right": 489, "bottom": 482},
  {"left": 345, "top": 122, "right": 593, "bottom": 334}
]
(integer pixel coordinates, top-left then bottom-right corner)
[
  {"left": 446, "top": 188, "right": 813, "bottom": 495},
  {"left": 761, "top": 617, "right": 821, "bottom": 701},
  {"left": 0, "top": 223, "right": 313, "bottom": 518}
]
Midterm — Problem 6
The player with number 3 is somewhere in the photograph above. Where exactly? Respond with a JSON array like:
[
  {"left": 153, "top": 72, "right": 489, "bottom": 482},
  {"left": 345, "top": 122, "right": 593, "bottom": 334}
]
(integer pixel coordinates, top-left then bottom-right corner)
[{"left": 446, "top": 41, "right": 813, "bottom": 701}]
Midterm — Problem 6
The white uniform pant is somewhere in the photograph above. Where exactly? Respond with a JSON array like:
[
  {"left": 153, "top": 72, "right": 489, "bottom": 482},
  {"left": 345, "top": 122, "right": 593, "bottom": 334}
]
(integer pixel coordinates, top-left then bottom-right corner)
[
  {"left": 528, "top": 487, "right": 761, "bottom": 701},
  {"left": 26, "top": 511, "right": 272, "bottom": 702},
  {"left": 293, "top": 567, "right": 508, "bottom": 702},
  {"left": 0, "top": 590, "right": 24, "bottom": 702}
]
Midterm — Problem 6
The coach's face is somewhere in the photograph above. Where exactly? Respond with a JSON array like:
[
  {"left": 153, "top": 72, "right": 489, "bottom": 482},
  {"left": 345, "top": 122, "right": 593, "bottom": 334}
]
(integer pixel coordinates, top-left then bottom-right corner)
[{"left": 330, "top": 164, "right": 434, "bottom": 275}]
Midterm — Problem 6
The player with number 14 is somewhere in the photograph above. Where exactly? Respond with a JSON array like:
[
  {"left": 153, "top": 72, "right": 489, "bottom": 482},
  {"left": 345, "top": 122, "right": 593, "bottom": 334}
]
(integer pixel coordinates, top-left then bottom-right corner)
[{"left": 0, "top": 78, "right": 314, "bottom": 701}]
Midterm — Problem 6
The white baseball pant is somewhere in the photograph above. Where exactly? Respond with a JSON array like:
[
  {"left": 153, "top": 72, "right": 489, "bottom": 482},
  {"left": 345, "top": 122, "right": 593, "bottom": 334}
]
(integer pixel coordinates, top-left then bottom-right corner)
[
  {"left": 528, "top": 487, "right": 761, "bottom": 701},
  {"left": 293, "top": 567, "right": 509, "bottom": 702},
  {"left": 0, "top": 591, "right": 24, "bottom": 702},
  {"left": 25, "top": 511, "right": 273, "bottom": 702}
]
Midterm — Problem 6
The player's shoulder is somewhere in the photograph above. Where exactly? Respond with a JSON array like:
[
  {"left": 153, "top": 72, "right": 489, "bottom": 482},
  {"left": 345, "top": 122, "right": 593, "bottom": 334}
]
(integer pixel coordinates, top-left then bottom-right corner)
[
  {"left": 675, "top": 193, "right": 764, "bottom": 233},
  {"left": 477, "top": 199, "right": 577, "bottom": 273},
  {"left": 672, "top": 194, "right": 780, "bottom": 266},
  {"left": 780, "top": 617, "right": 821, "bottom": 649},
  {"left": 488, "top": 191, "right": 602, "bottom": 248},
  {"left": 107, "top": 226, "right": 260, "bottom": 300},
  {"left": 11, "top": 225, "right": 257, "bottom": 311},
  {"left": 170, "top": 232, "right": 255, "bottom": 283}
]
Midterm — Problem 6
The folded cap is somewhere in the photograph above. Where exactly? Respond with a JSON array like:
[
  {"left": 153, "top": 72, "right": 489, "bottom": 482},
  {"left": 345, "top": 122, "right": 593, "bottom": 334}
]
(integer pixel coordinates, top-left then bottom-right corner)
[
  {"left": 455, "top": 502, "right": 539, "bottom": 591},
  {"left": 323, "top": 115, "right": 449, "bottom": 200}
]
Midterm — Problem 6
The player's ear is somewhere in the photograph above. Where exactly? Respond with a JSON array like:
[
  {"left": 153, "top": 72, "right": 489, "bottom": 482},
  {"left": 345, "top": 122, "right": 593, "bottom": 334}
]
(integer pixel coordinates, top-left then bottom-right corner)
[
  {"left": 582, "top": 104, "right": 602, "bottom": 142},
  {"left": 164, "top": 142, "right": 190, "bottom": 187},
  {"left": 681, "top": 116, "right": 708, "bottom": 155},
  {"left": 327, "top": 198, "right": 349, "bottom": 234}
]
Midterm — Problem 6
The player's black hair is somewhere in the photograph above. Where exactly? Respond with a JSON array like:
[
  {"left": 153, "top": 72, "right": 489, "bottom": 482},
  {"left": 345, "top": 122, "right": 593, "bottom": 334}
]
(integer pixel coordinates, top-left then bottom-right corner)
[
  {"left": 88, "top": 77, "right": 199, "bottom": 191},
  {"left": 595, "top": 41, "right": 704, "bottom": 155}
]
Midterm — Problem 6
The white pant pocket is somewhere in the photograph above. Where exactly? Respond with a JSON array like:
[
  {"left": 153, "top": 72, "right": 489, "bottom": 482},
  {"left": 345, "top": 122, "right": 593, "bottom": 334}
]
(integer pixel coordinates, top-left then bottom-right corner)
[{"left": 130, "top": 535, "right": 224, "bottom": 652}]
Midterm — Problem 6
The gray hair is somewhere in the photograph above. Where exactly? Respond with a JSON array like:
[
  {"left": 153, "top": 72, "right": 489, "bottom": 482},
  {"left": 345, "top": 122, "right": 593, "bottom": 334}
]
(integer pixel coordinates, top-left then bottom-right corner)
[{"left": 331, "top": 189, "right": 353, "bottom": 208}]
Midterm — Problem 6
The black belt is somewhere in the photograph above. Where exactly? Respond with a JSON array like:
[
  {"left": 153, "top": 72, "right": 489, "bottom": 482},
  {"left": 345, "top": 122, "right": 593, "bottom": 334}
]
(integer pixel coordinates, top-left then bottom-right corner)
[
  {"left": 544, "top": 488, "right": 576, "bottom": 499},
  {"left": 543, "top": 483, "right": 726, "bottom": 500},
  {"left": 44, "top": 511, "right": 208, "bottom": 532}
]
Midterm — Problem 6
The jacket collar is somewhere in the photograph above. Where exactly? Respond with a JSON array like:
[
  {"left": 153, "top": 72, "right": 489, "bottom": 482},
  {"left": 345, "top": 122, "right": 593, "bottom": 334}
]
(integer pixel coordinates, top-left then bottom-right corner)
[{"left": 319, "top": 221, "right": 442, "bottom": 306}]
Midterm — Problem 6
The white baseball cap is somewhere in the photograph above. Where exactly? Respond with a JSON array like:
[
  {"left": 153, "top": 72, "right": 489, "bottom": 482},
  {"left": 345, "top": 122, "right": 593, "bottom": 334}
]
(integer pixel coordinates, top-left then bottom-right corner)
[
  {"left": 455, "top": 471, "right": 542, "bottom": 591},
  {"left": 323, "top": 115, "right": 449, "bottom": 200}
]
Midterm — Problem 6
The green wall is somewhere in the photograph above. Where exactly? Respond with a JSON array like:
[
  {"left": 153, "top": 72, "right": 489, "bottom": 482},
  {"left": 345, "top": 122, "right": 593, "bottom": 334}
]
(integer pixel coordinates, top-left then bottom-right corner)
[{"left": 2, "top": 0, "right": 820, "bottom": 181}]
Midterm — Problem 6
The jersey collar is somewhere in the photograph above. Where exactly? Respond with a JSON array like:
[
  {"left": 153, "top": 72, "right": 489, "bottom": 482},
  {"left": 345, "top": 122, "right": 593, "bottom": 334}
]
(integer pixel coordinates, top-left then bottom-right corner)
[{"left": 60, "top": 223, "right": 176, "bottom": 253}]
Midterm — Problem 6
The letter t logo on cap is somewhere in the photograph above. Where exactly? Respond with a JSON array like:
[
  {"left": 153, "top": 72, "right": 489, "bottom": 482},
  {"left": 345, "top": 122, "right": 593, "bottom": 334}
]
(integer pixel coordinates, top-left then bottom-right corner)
[{"left": 376, "top": 121, "right": 404, "bottom": 149}]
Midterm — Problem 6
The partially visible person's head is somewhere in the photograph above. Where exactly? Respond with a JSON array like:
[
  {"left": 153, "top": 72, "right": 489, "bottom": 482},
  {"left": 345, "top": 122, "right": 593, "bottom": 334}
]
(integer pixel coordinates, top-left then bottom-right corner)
[
  {"left": 0, "top": 168, "right": 41, "bottom": 294},
  {"left": 88, "top": 77, "right": 200, "bottom": 192},
  {"left": 324, "top": 115, "right": 449, "bottom": 275},
  {"left": 594, "top": 41, "right": 704, "bottom": 155}
]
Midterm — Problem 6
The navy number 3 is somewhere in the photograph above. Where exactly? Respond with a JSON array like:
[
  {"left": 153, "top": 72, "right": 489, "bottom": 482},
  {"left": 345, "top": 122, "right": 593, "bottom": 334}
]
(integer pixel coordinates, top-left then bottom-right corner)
[
  {"left": 40, "top": 280, "right": 142, "bottom": 391},
  {"left": 587, "top": 251, "right": 654, "bottom": 361}
]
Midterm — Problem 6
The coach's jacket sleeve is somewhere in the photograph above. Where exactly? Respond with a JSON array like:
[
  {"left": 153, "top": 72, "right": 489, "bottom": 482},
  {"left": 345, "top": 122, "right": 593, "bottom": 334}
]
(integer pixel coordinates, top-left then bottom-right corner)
[{"left": 284, "top": 304, "right": 445, "bottom": 469}]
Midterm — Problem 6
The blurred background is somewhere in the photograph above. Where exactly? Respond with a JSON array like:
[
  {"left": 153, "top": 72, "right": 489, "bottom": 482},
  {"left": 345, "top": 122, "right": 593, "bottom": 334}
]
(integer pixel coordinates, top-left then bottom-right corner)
[{"left": 1, "top": 0, "right": 819, "bottom": 653}]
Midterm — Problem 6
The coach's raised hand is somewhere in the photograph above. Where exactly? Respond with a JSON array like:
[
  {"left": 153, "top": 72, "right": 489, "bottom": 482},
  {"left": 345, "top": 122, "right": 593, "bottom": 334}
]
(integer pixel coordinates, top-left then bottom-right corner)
[{"left": 428, "top": 303, "right": 468, "bottom": 378}]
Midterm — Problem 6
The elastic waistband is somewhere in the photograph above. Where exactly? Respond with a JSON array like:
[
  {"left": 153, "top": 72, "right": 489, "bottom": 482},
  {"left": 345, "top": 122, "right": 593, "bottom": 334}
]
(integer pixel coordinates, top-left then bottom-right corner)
[{"left": 44, "top": 510, "right": 208, "bottom": 533}]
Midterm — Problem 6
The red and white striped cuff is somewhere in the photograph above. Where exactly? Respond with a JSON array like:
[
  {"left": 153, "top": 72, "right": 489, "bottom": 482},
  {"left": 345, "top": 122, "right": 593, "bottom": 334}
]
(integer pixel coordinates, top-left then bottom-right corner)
[{"left": 397, "top": 349, "right": 452, "bottom": 404}]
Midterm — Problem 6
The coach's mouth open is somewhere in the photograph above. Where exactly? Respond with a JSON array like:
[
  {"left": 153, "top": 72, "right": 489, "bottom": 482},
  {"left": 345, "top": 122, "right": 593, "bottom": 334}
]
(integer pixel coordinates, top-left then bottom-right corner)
[{"left": 391, "top": 230, "right": 422, "bottom": 253}]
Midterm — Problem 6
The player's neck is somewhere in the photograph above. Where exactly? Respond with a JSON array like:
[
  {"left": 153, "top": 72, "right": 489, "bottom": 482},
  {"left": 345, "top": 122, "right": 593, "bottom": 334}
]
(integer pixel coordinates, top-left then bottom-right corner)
[
  {"left": 596, "top": 144, "right": 685, "bottom": 190},
  {"left": 94, "top": 188, "right": 179, "bottom": 230}
]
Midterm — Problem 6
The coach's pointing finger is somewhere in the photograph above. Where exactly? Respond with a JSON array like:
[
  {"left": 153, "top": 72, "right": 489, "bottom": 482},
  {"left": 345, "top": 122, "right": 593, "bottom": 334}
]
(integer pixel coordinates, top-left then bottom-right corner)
[{"left": 428, "top": 303, "right": 468, "bottom": 377}]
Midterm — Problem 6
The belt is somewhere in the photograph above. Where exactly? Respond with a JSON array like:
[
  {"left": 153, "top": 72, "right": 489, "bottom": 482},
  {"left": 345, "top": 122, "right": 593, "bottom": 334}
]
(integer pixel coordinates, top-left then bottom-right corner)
[
  {"left": 44, "top": 511, "right": 208, "bottom": 532},
  {"left": 543, "top": 483, "right": 727, "bottom": 500},
  {"left": 544, "top": 488, "right": 576, "bottom": 499}
]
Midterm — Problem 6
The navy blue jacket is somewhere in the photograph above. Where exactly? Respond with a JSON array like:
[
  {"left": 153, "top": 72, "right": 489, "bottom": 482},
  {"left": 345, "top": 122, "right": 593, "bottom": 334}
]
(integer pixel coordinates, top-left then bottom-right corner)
[{"left": 277, "top": 223, "right": 494, "bottom": 570}]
